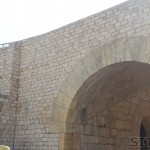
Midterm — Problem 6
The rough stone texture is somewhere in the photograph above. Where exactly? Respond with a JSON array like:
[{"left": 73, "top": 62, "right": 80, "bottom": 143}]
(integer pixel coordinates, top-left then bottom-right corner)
[
  {"left": 64, "top": 62, "right": 150, "bottom": 150},
  {"left": 0, "top": 43, "right": 21, "bottom": 148},
  {"left": 1, "top": 0, "right": 150, "bottom": 149}
]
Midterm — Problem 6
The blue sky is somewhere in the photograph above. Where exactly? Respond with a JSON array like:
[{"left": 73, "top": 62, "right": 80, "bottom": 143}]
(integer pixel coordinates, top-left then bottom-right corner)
[{"left": 0, "top": 0, "right": 127, "bottom": 44}]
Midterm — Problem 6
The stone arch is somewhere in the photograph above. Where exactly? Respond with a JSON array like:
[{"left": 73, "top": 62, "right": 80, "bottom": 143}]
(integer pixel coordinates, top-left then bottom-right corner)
[
  {"left": 63, "top": 62, "right": 150, "bottom": 150},
  {"left": 49, "top": 36, "right": 150, "bottom": 150},
  {"left": 50, "top": 36, "right": 150, "bottom": 134}
]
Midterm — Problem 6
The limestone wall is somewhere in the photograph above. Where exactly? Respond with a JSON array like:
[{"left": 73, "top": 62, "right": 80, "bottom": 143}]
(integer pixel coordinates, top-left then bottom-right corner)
[
  {"left": 1, "top": 0, "right": 150, "bottom": 149},
  {"left": 0, "top": 43, "right": 21, "bottom": 149},
  {"left": 16, "top": 0, "right": 150, "bottom": 149}
]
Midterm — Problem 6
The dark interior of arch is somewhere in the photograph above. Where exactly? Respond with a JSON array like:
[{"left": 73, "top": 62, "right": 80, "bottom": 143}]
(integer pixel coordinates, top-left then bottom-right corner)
[
  {"left": 64, "top": 61, "right": 150, "bottom": 150},
  {"left": 140, "top": 117, "right": 150, "bottom": 150},
  {"left": 140, "top": 123, "right": 147, "bottom": 150}
]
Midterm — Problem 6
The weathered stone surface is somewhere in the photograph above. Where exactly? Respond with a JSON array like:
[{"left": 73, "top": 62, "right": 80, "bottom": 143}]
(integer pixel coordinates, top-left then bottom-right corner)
[
  {"left": 82, "top": 53, "right": 97, "bottom": 76},
  {"left": 1, "top": 0, "right": 150, "bottom": 149},
  {"left": 66, "top": 70, "right": 82, "bottom": 90},
  {"left": 60, "top": 81, "right": 77, "bottom": 99},
  {"left": 72, "top": 61, "right": 89, "bottom": 84},
  {"left": 104, "top": 43, "right": 116, "bottom": 65},
  {"left": 92, "top": 46, "right": 107, "bottom": 69},
  {"left": 55, "top": 92, "right": 72, "bottom": 109},
  {"left": 64, "top": 62, "right": 150, "bottom": 149}
]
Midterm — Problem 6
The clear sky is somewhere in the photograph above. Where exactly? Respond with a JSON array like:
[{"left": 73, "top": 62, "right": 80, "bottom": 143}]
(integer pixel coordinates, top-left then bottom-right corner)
[{"left": 0, "top": 0, "right": 127, "bottom": 44}]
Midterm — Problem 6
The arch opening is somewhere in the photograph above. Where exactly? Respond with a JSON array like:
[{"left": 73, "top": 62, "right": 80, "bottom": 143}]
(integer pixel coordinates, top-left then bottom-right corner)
[{"left": 63, "top": 61, "right": 150, "bottom": 150}]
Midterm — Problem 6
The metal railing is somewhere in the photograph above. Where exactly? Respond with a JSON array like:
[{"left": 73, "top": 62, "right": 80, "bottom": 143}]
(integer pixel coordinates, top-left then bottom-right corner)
[{"left": 0, "top": 43, "right": 9, "bottom": 48}]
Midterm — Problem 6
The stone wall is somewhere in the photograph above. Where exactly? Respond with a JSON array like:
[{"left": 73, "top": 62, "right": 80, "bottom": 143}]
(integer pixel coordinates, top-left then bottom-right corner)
[
  {"left": 0, "top": 43, "right": 21, "bottom": 149},
  {"left": 1, "top": 0, "right": 150, "bottom": 149}
]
